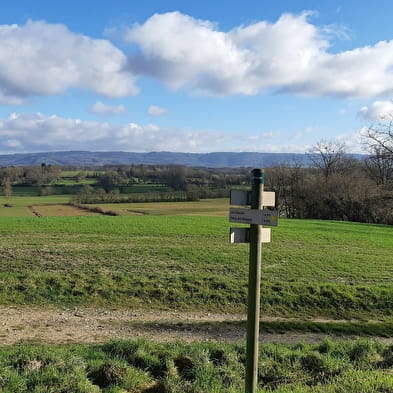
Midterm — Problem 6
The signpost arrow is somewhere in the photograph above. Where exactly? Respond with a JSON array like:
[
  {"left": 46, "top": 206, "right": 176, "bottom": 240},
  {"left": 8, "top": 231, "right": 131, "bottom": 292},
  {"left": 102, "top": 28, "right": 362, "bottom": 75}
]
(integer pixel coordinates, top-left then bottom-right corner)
[
  {"left": 230, "top": 190, "right": 275, "bottom": 207},
  {"left": 230, "top": 227, "right": 271, "bottom": 243},
  {"left": 229, "top": 208, "right": 262, "bottom": 225},
  {"left": 229, "top": 208, "right": 278, "bottom": 226}
]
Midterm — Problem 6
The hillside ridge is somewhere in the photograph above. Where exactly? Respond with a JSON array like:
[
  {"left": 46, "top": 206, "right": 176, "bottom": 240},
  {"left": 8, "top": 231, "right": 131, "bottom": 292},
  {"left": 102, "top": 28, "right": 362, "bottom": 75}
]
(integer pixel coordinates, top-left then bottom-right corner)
[{"left": 0, "top": 150, "right": 315, "bottom": 167}]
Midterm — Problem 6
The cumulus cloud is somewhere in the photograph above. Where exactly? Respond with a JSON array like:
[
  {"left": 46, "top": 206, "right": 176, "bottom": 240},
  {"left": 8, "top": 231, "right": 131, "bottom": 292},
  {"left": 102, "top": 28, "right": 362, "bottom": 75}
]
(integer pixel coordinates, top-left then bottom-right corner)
[
  {"left": 0, "top": 113, "right": 112, "bottom": 150},
  {"left": 148, "top": 105, "right": 168, "bottom": 116},
  {"left": 0, "top": 112, "right": 229, "bottom": 153},
  {"left": 0, "top": 112, "right": 310, "bottom": 154},
  {"left": 358, "top": 100, "right": 393, "bottom": 121},
  {"left": 90, "top": 101, "right": 126, "bottom": 116},
  {"left": 3, "top": 13, "right": 393, "bottom": 103},
  {"left": 5, "top": 139, "right": 22, "bottom": 148},
  {"left": 125, "top": 11, "right": 393, "bottom": 98},
  {"left": 335, "top": 129, "right": 365, "bottom": 153},
  {"left": 0, "top": 20, "right": 138, "bottom": 104}
]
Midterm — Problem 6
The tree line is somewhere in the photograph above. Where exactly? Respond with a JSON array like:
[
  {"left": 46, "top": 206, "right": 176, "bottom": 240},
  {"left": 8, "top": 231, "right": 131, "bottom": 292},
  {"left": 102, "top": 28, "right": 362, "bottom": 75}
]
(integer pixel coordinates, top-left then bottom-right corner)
[{"left": 266, "top": 119, "right": 393, "bottom": 224}]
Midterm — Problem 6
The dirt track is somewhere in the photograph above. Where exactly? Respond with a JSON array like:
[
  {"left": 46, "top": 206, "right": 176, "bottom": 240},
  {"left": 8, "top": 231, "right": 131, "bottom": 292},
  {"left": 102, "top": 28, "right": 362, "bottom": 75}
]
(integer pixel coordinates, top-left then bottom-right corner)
[{"left": 1, "top": 306, "right": 387, "bottom": 346}]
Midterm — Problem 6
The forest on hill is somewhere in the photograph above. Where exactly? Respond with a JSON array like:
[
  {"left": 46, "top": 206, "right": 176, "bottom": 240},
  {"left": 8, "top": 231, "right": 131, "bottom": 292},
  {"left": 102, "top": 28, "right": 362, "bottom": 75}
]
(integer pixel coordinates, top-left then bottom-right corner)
[{"left": 0, "top": 150, "right": 363, "bottom": 168}]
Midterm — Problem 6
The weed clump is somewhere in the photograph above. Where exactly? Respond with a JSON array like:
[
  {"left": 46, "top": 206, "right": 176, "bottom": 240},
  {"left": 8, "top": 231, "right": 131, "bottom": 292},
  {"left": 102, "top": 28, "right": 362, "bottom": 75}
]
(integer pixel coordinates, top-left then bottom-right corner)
[
  {"left": 1, "top": 339, "right": 393, "bottom": 392},
  {"left": 173, "top": 355, "right": 196, "bottom": 381},
  {"left": 88, "top": 361, "right": 127, "bottom": 388},
  {"left": 141, "top": 380, "right": 168, "bottom": 393},
  {"left": 381, "top": 344, "right": 393, "bottom": 367}
]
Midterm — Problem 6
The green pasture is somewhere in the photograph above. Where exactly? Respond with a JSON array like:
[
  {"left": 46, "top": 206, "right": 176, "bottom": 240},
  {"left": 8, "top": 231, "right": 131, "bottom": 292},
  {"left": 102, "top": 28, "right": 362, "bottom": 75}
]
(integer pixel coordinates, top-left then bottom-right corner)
[
  {"left": 9, "top": 185, "right": 85, "bottom": 196},
  {"left": 1, "top": 338, "right": 393, "bottom": 393},
  {"left": 50, "top": 178, "right": 97, "bottom": 185},
  {"left": 0, "top": 214, "right": 392, "bottom": 323},
  {"left": 60, "top": 170, "right": 101, "bottom": 177}
]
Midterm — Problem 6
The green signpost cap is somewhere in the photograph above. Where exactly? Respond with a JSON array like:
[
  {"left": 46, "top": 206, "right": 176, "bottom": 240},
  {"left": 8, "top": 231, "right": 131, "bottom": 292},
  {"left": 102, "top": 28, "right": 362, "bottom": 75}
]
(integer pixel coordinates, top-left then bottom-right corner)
[{"left": 251, "top": 168, "right": 264, "bottom": 185}]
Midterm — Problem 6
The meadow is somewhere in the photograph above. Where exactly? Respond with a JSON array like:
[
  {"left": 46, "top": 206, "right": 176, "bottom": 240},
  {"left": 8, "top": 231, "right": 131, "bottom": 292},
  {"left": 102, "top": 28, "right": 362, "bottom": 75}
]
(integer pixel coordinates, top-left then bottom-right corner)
[
  {"left": 1, "top": 196, "right": 393, "bottom": 392},
  {"left": 0, "top": 203, "right": 392, "bottom": 323}
]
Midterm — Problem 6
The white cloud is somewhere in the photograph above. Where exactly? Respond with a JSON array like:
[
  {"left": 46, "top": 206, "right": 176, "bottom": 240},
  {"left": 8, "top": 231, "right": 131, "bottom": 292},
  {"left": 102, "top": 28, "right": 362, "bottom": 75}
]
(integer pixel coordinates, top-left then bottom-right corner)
[
  {"left": 2, "top": 13, "right": 393, "bottom": 104},
  {"left": 0, "top": 20, "right": 138, "bottom": 104},
  {"left": 90, "top": 101, "right": 126, "bottom": 116},
  {"left": 335, "top": 129, "right": 365, "bottom": 153},
  {"left": 358, "top": 100, "right": 393, "bottom": 121},
  {"left": 125, "top": 11, "right": 393, "bottom": 98},
  {"left": 148, "top": 105, "right": 168, "bottom": 116},
  {"left": 0, "top": 112, "right": 230, "bottom": 153},
  {"left": 0, "top": 112, "right": 316, "bottom": 154},
  {"left": 5, "top": 139, "right": 21, "bottom": 148}
]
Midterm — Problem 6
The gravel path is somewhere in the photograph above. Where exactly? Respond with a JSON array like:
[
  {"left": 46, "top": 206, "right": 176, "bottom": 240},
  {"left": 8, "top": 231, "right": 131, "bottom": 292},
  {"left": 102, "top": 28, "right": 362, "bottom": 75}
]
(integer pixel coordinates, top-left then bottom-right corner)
[{"left": 0, "top": 306, "right": 389, "bottom": 346}]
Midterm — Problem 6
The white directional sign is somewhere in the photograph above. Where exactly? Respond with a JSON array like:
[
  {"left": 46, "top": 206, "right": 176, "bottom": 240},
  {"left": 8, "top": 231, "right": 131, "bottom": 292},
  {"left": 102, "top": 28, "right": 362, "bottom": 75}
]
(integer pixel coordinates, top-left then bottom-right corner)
[
  {"left": 230, "top": 190, "right": 275, "bottom": 207},
  {"left": 229, "top": 208, "right": 278, "bottom": 226},
  {"left": 261, "top": 192, "right": 276, "bottom": 207},
  {"left": 230, "top": 227, "right": 271, "bottom": 243},
  {"left": 229, "top": 208, "right": 262, "bottom": 224}
]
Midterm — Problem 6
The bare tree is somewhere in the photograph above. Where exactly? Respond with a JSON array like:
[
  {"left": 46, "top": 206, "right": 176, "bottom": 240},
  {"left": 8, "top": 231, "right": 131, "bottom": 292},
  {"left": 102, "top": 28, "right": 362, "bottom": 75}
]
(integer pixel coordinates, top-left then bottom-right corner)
[
  {"left": 364, "top": 146, "right": 393, "bottom": 186},
  {"left": 309, "top": 140, "right": 347, "bottom": 180},
  {"left": 363, "top": 115, "right": 393, "bottom": 159},
  {"left": 266, "top": 160, "right": 306, "bottom": 218}
]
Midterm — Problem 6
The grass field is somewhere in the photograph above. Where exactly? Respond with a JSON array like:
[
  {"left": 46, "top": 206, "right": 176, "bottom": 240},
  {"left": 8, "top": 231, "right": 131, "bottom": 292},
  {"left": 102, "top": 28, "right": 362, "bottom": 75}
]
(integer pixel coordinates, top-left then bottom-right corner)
[
  {"left": 1, "top": 338, "right": 393, "bottom": 392},
  {"left": 50, "top": 178, "right": 97, "bottom": 185},
  {"left": 1, "top": 198, "right": 393, "bottom": 392},
  {"left": 0, "top": 213, "right": 392, "bottom": 322}
]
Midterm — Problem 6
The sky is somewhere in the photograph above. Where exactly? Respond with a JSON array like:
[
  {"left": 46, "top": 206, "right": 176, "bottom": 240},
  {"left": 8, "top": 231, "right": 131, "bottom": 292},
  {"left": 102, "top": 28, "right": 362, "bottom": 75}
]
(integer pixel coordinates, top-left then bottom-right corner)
[{"left": 1, "top": 0, "right": 393, "bottom": 155}]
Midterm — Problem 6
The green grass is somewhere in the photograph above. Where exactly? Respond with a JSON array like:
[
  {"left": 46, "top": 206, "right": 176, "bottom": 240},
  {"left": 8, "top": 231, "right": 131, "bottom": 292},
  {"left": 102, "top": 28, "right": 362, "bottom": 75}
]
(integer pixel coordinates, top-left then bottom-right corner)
[
  {"left": 60, "top": 171, "right": 102, "bottom": 177},
  {"left": 0, "top": 215, "right": 392, "bottom": 322},
  {"left": 119, "top": 184, "right": 171, "bottom": 193},
  {"left": 0, "top": 338, "right": 393, "bottom": 392},
  {"left": 6, "top": 184, "right": 87, "bottom": 196},
  {"left": 50, "top": 179, "right": 97, "bottom": 185},
  {"left": 131, "top": 319, "right": 393, "bottom": 338}
]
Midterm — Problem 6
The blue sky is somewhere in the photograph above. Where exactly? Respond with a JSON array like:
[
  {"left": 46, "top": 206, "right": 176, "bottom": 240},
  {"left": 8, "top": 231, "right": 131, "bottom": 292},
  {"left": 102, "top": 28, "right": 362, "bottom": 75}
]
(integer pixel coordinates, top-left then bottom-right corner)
[{"left": 1, "top": 0, "right": 393, "bottom": 154}]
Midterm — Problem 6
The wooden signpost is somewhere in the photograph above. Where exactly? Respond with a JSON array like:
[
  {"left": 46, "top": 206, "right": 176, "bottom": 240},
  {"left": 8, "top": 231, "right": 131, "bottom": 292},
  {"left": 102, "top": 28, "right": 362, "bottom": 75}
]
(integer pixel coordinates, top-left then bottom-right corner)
[{"left": 229, "top": 169, "right": 278, "bottom": 393}]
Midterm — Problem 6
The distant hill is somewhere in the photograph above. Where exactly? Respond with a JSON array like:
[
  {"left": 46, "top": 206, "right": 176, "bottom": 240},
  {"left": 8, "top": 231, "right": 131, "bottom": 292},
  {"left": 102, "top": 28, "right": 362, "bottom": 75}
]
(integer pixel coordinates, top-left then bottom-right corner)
[{"left": 0, "top": 151, "right": 364, "bottom": 168}]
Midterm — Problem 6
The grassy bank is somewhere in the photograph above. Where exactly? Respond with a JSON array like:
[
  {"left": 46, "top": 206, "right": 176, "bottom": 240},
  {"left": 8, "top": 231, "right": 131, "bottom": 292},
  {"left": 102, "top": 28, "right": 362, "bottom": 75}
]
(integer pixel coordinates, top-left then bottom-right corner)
[
  {"left": 1, "top": 338, "right": 393, "bottom": 392},
  {"left": 0, "top": 216, "right": 391, "bottom": 321}
]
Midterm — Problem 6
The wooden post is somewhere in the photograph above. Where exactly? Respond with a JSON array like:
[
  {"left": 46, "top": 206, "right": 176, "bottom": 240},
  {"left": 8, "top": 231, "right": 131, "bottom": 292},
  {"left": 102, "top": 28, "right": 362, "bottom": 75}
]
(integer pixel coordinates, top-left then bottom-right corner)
[{"left": 245, "top": 168, "right": 264, "bottom": 393}]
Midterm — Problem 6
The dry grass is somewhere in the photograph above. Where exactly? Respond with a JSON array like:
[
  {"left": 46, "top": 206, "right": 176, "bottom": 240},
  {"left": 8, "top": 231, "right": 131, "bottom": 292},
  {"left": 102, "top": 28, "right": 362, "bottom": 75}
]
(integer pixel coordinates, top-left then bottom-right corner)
[
  {"left": 94, "top": 198, "right": 229, "bottom": 216},
  {"left": 0, "top": 196, "right": 72, "bottom": 218},
  {"left": 32, "top": 204, "right": 101, "bottom": 217}
]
